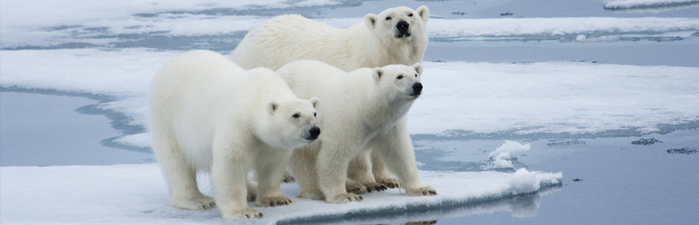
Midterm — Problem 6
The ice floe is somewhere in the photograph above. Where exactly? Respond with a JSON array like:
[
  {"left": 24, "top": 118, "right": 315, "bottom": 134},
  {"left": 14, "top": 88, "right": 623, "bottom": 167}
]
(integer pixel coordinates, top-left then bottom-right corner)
[{"left": 0, "top": 164, "right": 561, "bottom": 224}]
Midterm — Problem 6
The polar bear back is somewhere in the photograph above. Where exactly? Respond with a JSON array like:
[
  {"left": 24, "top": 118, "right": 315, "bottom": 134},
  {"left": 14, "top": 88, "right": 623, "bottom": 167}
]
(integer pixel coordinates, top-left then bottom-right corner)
[
  {"left": 233, "top": 15, "right": 388, "bottom": 71},
  {"left": 277, "top": 60, "right": 374, "bottom": 104}
]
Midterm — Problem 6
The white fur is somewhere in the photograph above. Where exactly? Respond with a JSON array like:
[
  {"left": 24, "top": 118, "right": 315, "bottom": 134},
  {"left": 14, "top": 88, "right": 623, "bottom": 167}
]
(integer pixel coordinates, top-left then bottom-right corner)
[
  {"left": 147, "top": 50, "right": 319, "bottom": 219},
  {"left": 277, "top": 60, "right": 436, "bottom": 203},
  {"left": 233, "top": 5, "right": 429, "bottom": 189},
  {"left": 232, "top": 6, "right": 429, "bottom": 71}
]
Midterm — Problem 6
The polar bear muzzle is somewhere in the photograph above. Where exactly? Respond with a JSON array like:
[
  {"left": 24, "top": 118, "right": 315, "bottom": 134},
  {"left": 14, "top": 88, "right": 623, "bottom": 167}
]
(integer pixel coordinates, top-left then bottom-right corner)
[
  {"left": 303, "top": 126, "right": 321, "bottom": 141},
  {"left": 395, "top": 20, "right": 412, "bottom": 38},
  {"left": 410, "top": 82, "right": 423, "bottom": 97}
]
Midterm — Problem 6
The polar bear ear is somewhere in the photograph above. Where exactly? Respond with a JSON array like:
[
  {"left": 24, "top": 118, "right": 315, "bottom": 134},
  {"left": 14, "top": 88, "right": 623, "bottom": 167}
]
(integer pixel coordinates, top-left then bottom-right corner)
[
  {"left": 268, "top": 101, "right": 279, "bottom": 114},
  {"left": 412, "top": 63, "right": 423, "bottom": 75},
  {"left": 364, "top": 14, "right": 378, "bottom": 30},
  {"left": 417, "top": 6, "right": 429, "bottom": 23},
  {"left": 372, "top": 68, "right": 384, "bottom": 81},
  {"left": 309, "top": 97, "right": 320, "bottom": 108}
]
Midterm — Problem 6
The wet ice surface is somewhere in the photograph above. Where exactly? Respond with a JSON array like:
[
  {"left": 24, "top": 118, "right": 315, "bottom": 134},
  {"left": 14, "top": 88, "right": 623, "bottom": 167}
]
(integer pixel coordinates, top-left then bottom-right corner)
[{"left": 1, "top": 0, "right": 699, "bottom": 224}]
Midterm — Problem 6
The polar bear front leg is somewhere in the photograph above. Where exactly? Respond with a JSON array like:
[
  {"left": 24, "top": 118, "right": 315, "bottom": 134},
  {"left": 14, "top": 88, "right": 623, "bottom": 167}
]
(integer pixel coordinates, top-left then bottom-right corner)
[
  {"left": 371, "top": 122, "right": 437, "bottom": 196},
  {"left": 254, "top": 147, "right": 294, "bottom": 207},
  {"left": 316, "top": 143, "right": 364, "bottom": 203},
  {"left": 212, "top": 140, "right": 263, "bottom": 219},
  {"left": 370, "top": 150, "right": 400, "bottom": 189},
  {"left": 288, "top": 145, "right": 325, "bottom": 200},
  {"left": 347, "top": 151, "right": 387, "bottom": 193}
]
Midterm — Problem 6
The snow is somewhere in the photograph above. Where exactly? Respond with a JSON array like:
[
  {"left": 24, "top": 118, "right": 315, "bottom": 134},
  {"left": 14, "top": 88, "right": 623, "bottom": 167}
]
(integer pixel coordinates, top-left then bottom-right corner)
[
  {"left": 604, "top": 0, "right": 699, "bottom": 10},
  {"left": 489, "top": 141, "right": 531, "bottom": 169},
  {"left": 0, "top": 164, "right": 561, "bottom": 224}
]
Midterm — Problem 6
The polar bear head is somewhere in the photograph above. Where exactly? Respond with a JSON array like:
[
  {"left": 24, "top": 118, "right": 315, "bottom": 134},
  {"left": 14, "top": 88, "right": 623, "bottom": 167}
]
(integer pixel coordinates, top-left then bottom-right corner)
[
  {"left": 262, "top": 97, "right": 320, "bottom": 149},
  {"left": 364, "top": 6, "right": 429, "bottom": 42},
  {"left": 372, "top": 63, "right": 424, "bottom": 101}
]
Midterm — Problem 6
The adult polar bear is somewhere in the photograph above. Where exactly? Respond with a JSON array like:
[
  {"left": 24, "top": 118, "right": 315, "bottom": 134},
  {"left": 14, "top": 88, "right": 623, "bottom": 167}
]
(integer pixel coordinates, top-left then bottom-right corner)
[
  {"left": 148, "top": 50, "right": 320, "bottom": 219},
  {"left": 232, "top": 5, "right": 429, "bottom": 191},
  {"left": 277, "top": 60, "right": 436, "bottom": 203},
  {"left": 232, "top": 6, "right": 428, "bottom": 72}
]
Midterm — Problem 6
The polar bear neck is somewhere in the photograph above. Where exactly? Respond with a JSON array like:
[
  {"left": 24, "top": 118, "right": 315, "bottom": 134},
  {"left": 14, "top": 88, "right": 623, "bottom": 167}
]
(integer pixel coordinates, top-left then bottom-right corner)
[
  {"left": 337, "top": 24, "right": 425, "bottom": 70},
  {"left": 360, "top": 89, "right": 415, "bottom": 130}
]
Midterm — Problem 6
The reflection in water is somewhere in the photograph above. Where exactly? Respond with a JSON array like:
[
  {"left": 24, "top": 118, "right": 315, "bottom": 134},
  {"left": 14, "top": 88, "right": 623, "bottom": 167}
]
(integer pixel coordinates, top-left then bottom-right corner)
[{"left": 278, "top": 186, "right": 560, "bottom": 225}]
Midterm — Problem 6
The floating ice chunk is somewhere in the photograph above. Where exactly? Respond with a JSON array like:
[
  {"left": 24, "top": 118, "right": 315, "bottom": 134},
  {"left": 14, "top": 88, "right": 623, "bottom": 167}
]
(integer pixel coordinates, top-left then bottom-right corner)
[
  {"left": 576, "top": 34, "right": 587, "bottom": 41},
  {"left": 489, "top": 141, "right": 531, "bottom": 169}
]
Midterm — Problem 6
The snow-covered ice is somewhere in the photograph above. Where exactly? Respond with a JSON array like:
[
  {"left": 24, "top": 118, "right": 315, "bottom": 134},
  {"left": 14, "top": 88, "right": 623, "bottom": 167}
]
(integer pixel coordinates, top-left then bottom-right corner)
[
  {"left": 604, "top": 0, "right": 699, "bottom": 10},
  {"left": 2, "top": 49, "right": 698, "bottom": 148},
  {"left": 2, "top": 0, "right": 699, "bottom": 48},
  {"left": 428, "top": 17, "right": 699, "bottom": 41},
  {"left": 0, "top": 164, "right": 561, "bottom": 224},
  {"left": 3, "top": 16, "right": 698, "bottom": 48}
]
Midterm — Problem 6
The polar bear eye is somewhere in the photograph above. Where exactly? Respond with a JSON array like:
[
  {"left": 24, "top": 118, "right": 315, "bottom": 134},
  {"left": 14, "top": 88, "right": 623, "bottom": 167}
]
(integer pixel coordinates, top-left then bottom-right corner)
[
  {"left": 314, "top": 112, "right": 317, "bottom": 117},
  {"left": 385, "top": 16, "right": 392, "bottom": 20},
  {"left": 415, "top": 73, "right": 418, "bottom": 77},
  {"left": 397, "top": 75, "right": 403, "bottom": 79},
  {"left": 293, "top": 113, "right": 300, "bottom": 118},
  {"left": 408, "top": 13, "right": 413, "bottom": 17}
]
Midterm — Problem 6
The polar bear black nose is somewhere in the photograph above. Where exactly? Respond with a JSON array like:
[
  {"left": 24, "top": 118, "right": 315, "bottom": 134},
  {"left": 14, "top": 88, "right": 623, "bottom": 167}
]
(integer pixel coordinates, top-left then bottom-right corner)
[
  {"left": 308, "top": 126, "right": 321, "bottom": 140},
  {"left": 412, "top": 82, "right": 423, "bottom": 94},
  {"left": 396, "top": 21, "right": 409, "bottom": 33}
]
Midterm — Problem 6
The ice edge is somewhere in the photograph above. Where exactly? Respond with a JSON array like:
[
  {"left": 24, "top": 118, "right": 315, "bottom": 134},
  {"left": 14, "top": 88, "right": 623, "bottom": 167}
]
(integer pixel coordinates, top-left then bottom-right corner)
[{"left": 278, "top": 174, "right": 563, "bottom": 224}]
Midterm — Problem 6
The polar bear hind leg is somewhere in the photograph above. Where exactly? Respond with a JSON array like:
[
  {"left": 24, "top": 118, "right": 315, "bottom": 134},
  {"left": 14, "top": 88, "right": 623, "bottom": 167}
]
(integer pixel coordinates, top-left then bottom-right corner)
[{"left": 151, "top": 131, "right": 216, "bottom": 210}]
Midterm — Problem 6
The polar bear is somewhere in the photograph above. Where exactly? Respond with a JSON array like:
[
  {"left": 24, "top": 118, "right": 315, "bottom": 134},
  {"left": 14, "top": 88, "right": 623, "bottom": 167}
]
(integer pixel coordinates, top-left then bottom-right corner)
[
  {"left": 148, "top": 50, "right": 320, "bottom": 219},
  {"left": 233, "top": 5, "right": 429, "bottom": 189},
  {"left": 232, "top": 5, "right": 429, "bottom": 72},
  {"left": 276, "top": 60, "right": 436, "bottom": 203}
]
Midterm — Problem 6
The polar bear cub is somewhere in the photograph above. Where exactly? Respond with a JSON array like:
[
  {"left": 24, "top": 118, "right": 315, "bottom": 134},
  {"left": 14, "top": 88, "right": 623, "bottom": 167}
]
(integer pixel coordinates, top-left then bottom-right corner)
[
  {"left": 277, "top": 60, "right": 436, "bottom": 203},
  {"left": 232, "top": 6, "right": 429, "bottom": 71},
  {"left": 148, "top": 50, "right": 320, "bottom": 219}
]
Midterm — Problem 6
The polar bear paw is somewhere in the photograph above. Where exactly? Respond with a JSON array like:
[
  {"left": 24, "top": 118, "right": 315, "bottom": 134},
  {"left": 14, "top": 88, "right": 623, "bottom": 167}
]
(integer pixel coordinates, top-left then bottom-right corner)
[
  {"left": 169, "top": 195, "right": 216, "bottom": 210},
  {"left": 222, "top": 208, "right": 263, "bottom": 219},
  {"left": 363, "top": 182, "right": 388, "bottom": 193},
  {"left": 256, "top": 195, "right": 294, "bottom": 207},
  {"left": 345, "top": 179, "right": 368, "bottom": 194},
  {"left": 327, "top": 193, "right": 363, "bottom": 204},
  {"left": 377, "top": 178, "right": 401, "bottom": 189},
  {"left": 405, "top": 186, "right": 437, "bottom": 196}
]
